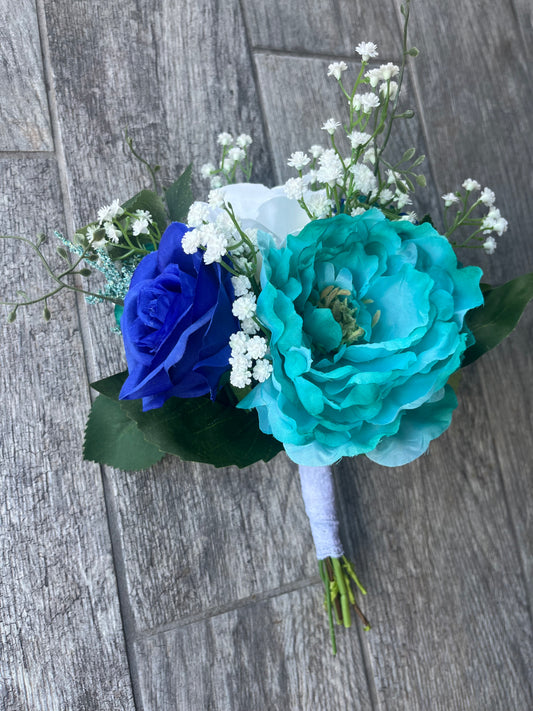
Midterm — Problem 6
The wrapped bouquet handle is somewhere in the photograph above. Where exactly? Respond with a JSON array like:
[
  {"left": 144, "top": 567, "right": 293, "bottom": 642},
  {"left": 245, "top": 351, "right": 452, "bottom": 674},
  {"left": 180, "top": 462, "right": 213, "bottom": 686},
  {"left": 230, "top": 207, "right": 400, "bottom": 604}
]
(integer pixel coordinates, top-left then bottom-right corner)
[
  {"left": 299, "top": 465, "right": 343, "bottom": 559},
  {"left": 299, "top": 465, "right": 370, "bottom": 652}
]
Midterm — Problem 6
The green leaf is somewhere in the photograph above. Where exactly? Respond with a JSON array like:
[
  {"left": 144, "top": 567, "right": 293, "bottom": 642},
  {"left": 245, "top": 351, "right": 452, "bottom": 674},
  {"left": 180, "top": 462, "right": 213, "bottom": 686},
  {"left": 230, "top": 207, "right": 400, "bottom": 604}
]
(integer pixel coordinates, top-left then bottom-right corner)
[
  {"left": 91, "top": 370, "right": 128, "bottom": 398},
  {"left": 90, "top": 371, "right": 283, "bottom": 469},
  {"left": 127, "top": 396, "right": 282, "bottom": 468},
  {"left": 462, "top": 272, "right": 533, "bottom": 367},
  {"left": 122, "top": 189, "right": 169, "bottom": 234},
  {"left": 165, "top": 164, "right": 194, "bottom": 223},
  {"left": 84, "top": 394, "right": 165, "bottom": 470}
]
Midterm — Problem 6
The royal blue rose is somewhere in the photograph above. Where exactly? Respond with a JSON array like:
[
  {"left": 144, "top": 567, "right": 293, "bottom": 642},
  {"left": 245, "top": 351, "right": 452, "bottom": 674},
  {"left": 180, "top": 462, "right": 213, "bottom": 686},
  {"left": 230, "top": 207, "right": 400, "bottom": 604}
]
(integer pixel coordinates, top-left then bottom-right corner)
[
  {"left": 120, "top": 222, "right": 239, "bottom": 410},
  {"left": 239, "top": 209, "right": 484, "bottom": 467}
]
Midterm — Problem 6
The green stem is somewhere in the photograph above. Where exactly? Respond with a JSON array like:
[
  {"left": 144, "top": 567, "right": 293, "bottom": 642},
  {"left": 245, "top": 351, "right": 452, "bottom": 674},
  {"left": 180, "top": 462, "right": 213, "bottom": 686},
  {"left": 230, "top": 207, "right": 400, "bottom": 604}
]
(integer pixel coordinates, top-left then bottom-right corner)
[
  {"left": 318, "top": 560, "right": 337, "bottom": 655},
  {"left": 125, "top": 129, "right": 160, "bottom": 194},
  {"left": 332, "top": 557, "right": 352, "bottom": 628},
  {"left": 378, "top": 0, "right": 411, "bottom": 163}
]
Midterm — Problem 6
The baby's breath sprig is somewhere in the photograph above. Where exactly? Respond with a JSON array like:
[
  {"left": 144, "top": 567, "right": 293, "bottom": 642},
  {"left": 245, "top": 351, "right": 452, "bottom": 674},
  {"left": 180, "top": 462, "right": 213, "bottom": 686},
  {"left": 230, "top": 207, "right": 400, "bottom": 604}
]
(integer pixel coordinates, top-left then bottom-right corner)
[
  {"left": 442, "top": 180, "right": 508, "bottom": 254},
  {"left": 200, "top": 133, "right": 254, "bottom": 189},
  {"left": 283, "top": 0, "right": 425, "bottom": 223},
  {"left": 84, "top": 201, "right": 161, "bottom": 260}
]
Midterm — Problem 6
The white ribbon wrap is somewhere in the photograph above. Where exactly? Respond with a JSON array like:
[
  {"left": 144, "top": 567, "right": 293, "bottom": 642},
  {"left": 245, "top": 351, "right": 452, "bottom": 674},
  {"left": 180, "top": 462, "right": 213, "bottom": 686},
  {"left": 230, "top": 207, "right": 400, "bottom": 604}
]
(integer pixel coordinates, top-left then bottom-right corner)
[{"left": 298, "top": 465, "right": 344, "bottom": 560}]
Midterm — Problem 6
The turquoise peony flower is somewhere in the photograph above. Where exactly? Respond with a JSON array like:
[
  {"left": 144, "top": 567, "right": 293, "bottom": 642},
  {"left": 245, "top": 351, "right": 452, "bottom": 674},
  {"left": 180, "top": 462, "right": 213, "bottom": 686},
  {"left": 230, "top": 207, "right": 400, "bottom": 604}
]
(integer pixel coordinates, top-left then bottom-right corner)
[{"left": 239, "top": 209, "right": 484, "bottom": 467}]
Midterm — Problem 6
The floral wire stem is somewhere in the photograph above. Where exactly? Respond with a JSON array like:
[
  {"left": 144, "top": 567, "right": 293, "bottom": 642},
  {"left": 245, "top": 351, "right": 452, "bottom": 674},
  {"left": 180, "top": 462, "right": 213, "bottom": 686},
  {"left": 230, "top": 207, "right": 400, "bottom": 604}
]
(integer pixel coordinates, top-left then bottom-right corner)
[
  {"left": 0, "top": 234, "right": 123, "bottom": 320},
  {"left": 125, "top": 128, "right": 160, "bottom": 195},
  {"left": 377, "top": 0, "right": 413, "bottom": 165},
  {"left": 319, "top": 555, "right": 370, "bottom": 655}
]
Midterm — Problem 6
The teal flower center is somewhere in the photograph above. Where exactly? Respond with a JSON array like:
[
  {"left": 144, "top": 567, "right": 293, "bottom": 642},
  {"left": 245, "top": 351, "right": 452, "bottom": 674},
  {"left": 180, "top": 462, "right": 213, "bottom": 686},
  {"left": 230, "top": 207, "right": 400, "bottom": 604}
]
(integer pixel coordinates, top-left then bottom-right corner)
[{"left": 317, "top": 285, "right": 365, "bottom": 346}]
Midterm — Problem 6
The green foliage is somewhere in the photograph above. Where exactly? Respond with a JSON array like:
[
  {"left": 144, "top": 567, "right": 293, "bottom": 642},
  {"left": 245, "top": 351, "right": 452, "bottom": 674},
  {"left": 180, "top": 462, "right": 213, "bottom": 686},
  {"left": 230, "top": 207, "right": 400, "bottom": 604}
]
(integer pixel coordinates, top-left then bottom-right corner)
[
  {"left": 87, "top": 371, "right": 283, "bottom": 470},
  {"left": 121, "top": 189, "right": 169, "bottom": 234},
  {"left": 84, "top": 394, "right": 164, "bottom": 470},
  {"left": 462, "top": 273, "right": 533, "bottom": 366},
  {"left": 165, "top": 164, "right": 194, "bottom": 223}
]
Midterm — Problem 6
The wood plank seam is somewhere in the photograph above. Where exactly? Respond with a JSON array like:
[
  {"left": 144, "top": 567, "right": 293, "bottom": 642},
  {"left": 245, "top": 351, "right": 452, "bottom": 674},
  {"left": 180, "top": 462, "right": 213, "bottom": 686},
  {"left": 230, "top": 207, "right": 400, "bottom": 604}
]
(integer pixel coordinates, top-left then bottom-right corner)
[
  {"left": 252, "top": 46, "right": 402, "bottom": 63},
  {"left": 237, "top": 0, "right": 277, "bottom": 186},
  {"left": 33, "top": 0, "right": 140, "bottom": 708},
  {"left": 135, "top": 575, "right": 322, "bottom": 641}
]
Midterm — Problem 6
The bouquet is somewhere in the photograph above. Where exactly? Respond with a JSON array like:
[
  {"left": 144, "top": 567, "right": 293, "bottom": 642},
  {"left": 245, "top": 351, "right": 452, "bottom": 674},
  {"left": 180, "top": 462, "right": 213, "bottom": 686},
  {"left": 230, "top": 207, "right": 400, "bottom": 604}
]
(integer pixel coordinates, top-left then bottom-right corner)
[{"left": 2, "top": 1, "right": 532, "bottom": 655}]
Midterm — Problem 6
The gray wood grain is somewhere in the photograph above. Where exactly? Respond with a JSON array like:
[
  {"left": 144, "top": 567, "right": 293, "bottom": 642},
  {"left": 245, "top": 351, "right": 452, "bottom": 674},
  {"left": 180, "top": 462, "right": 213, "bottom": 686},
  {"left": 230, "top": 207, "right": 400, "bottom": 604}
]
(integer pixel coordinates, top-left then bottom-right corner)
[
  {"left": 406, "top": 0, "right": 533, "bottom": 280},
  {"left": 0, "top": 0, "right": 53, "bottom": 151},
  {"left": 43, "top": 0, "right": 273, "bottom": 232},
  {"left": 242, "top": 0, "right": 401, "bottom": 57},
  {"left": 108, "top": 454, "right": 318, "bottom": 632},
  {"left": 134, "top": 585, "right": 372, "bottom": 711},
  {"left": 0, "top": 159, "right": 134, "bottom": 710},
  {"left": 407, "top": 0, "right": 533, "bottom": 685},
  {"left": 336, "top": 375, "right": 533, "bottom": 709}
]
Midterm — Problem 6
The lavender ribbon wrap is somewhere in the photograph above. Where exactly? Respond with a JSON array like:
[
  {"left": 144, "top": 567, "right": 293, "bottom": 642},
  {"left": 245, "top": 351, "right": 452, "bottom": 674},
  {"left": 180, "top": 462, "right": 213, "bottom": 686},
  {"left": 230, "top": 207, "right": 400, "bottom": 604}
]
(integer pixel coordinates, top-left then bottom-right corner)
[{"left": 298, "top": 465, "right": 344, "bottom": 560}]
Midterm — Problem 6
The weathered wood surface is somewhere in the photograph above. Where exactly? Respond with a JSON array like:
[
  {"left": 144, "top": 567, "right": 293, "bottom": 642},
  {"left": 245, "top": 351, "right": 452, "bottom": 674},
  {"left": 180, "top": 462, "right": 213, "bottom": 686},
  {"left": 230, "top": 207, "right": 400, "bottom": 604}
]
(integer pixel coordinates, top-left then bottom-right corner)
[
  {"left": 0, "top": 0, "right": 52, "bottom": 151},
  {"left": 1, "top": 0, "right": 532, "bottom": 709},
  {"left": 0, "top": 161, "right": 134, "bottom": 709}
]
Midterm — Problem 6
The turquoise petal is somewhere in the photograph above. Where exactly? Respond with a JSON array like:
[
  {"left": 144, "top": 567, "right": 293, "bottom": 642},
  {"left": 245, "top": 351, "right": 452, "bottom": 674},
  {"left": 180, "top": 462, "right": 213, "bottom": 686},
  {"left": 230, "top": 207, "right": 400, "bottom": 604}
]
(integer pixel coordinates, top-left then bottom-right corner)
[
  {"left": 366, "top": 386, "right": 457, "bottom": 466},
  {"left": 303, "top": 306, "right": 343, "bottom": 352}
]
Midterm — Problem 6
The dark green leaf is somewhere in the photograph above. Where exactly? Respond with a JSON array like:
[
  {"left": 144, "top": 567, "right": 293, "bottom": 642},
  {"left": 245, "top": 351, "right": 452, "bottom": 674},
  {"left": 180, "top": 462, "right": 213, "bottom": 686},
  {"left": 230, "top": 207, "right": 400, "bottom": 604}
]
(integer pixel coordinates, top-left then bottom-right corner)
[
  {"left": 122, "top": 189, "right": 168, "bottom": 234},
  {"left": 420, "top": 213, "right": 434, "bottom": 226},
  {"left": 90, "top": 371, "right": 283, "bottom": 469},
  {"left": 121, "top": 395, "right": 283, "bottom": 469},
  {"left": 91, "top": 370, "right": 128, "bottom": 399},
  {"left": 462, "top": 272, "right": 533, "bottom": 367},
  {"left": 84, "top": 394, "right": 164, "bottom": 470},
  {"left": 165, "top": 164, "right": 194, "bottom": 223}
]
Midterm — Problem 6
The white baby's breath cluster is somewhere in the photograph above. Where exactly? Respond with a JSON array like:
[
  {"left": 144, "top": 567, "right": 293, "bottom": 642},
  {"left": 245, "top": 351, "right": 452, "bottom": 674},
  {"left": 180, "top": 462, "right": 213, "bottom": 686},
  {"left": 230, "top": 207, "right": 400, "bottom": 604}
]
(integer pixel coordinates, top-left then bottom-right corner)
[
  {"left": 77, "top": 199, "right": 155, "bottom": 253},
  {"left": 200, "top": 132, "right": 253, "bottom": 189},
  {"left": 282, "top": 39, "right": 425, "bottom": 222},
  {"left": 184, "top": 194, "right": 260, "bottom": 273},
  {"left": 96, "top": 199, "right": 125, "bottom": 245},
  {"left": 228, "top": 275, "right": 272, "bottom": 388},
  {"left": 441, "top": 179, "right": 508, "bottom": 254}
]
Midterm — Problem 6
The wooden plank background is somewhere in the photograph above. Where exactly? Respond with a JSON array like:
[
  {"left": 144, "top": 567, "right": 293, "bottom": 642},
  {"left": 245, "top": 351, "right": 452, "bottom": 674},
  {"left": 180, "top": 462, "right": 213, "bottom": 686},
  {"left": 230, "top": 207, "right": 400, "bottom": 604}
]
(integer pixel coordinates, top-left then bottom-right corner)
[{"left": 1, "top": 0, "right": 532, "bottom": 709}]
